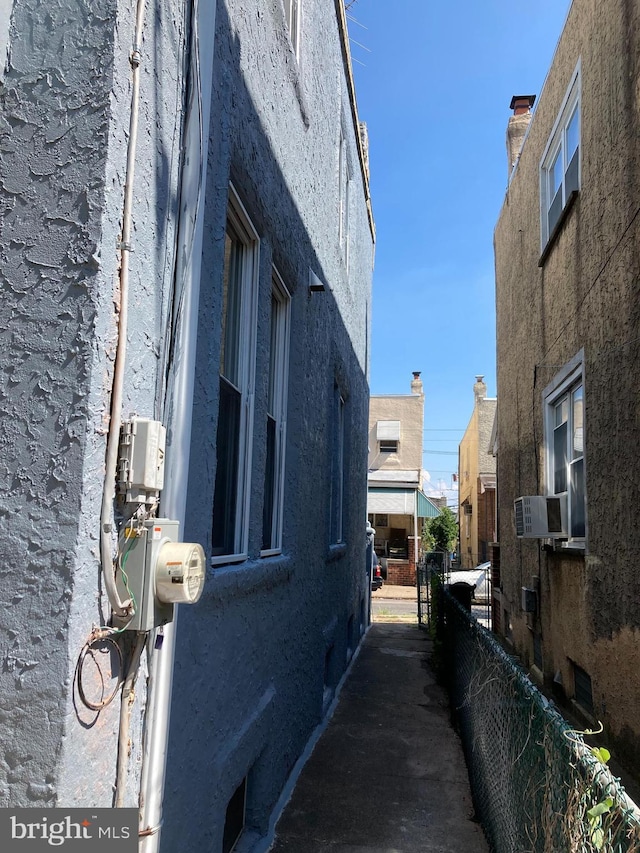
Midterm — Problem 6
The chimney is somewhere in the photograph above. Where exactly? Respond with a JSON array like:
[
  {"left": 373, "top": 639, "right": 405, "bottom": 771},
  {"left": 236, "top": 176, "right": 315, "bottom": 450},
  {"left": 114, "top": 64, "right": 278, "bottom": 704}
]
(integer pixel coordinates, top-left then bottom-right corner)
[
  {"left": 507, "top": 95, "right": 536, "bottom": 176},
  {"left": 411, "top": 371, "right": 423, "bottom": 397},
  {"left": 474, "top": 375, "right": 487, "bottom": 402}
]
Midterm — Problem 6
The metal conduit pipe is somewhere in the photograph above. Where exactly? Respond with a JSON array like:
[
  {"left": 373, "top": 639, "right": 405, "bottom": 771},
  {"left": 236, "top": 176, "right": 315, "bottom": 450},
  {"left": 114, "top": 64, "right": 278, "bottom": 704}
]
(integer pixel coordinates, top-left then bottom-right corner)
[
  {"left": 139, "top": 1, "right": 217, "bottom": 849},
  {"left": 115, "top": 633, "right": 147, "bottom": 807},
  {"left": 99, "top": 0, "right": 148, "bottom": 617}
]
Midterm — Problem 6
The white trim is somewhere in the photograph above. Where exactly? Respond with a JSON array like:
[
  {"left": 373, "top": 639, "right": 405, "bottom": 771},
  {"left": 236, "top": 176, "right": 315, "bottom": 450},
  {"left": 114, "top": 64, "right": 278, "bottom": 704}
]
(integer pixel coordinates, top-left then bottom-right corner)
[
  {"left": 338, "top": 125, "right": 352, "bottom": 269},
  {"left": 283, "top": 0, "right": 301, "bottom": 60},
  {"left": 212, "top": 185, "right": 259, "bottom": 562},
  {"left": 542, "top": 349, "right": 587, "bottom": 547},
  {"left": 539, "top": 58, "right": 582, "bottom": 250},
  {"left": 211, "top": 552, "right": 248, "bottom": 567},
  {"left": 260, "top": 266, "right": 291, "bottom": 556},
  {"left": 332, "top": 394, "right": 346, "bottom": 545}
]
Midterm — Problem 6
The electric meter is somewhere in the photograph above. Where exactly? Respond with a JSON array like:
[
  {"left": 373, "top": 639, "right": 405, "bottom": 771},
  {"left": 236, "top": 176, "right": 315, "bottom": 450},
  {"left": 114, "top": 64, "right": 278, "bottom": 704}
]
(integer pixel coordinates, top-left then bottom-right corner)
[
  {"left": 155, "top": 541, "right": 206, "bottom": 605},
  {"left": 113, "top": 519, "right": 206, "bottom": 632}
]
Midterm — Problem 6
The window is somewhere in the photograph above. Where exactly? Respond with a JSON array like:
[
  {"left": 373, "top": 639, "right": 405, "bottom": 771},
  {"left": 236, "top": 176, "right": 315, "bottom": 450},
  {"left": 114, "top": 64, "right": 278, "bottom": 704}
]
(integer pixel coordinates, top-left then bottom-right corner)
[
  {"left": 376, "top": 420, "right": 399, "bottom": 454},
  {"left": 331, "top": 393, "right": 346, "bottom": 544},
  {"left": 212, "top": 188, "right": 259, "bottom": 563},
  {"left": 261, "top": 270, "right": 291, "bottom": 554},
  {"left": 572, "top": 661, "right": 594, "bottom": 714},
  {"left": 222, "top": 777, "right": 247, "bottom": 853},
  {"left": 283, "top": 0, "right": 301, "bottom": 58},
  {"left": 338, "top": 128, "right": 351, "bottom": 268},
  {"left": 544, "top": 351, "right": 586, "bottom": 543},
  {"left": 540, "top": 61, "right": 581, "bottom": 248}
]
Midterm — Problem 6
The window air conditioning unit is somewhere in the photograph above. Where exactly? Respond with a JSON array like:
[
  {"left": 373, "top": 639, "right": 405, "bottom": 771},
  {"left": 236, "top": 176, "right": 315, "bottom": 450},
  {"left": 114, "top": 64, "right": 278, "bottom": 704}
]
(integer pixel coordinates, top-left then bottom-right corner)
[{"left": 514, "top": 495, "right": 567, "bottom": 538}]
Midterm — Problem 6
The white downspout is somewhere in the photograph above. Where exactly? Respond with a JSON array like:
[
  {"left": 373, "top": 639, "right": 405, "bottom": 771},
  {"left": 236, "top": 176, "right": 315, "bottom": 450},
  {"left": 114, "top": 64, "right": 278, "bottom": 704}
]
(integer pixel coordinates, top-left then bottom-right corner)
[{"left": 138, "top": 0, "right": 217, "bottom": 849}]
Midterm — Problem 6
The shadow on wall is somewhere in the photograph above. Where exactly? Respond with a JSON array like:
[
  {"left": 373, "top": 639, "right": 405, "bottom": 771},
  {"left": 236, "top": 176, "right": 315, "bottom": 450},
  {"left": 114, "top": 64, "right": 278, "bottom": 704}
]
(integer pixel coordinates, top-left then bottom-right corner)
[{"left": 161, "top": 4, "right": 373, "bottom": 852}]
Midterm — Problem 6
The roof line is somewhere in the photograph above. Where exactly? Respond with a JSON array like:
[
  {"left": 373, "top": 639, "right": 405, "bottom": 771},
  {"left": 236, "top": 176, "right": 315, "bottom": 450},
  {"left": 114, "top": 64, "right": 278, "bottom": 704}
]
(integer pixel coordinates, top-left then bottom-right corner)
[{"left": 334, "top": 0, "right": 375, "bottom": 242}]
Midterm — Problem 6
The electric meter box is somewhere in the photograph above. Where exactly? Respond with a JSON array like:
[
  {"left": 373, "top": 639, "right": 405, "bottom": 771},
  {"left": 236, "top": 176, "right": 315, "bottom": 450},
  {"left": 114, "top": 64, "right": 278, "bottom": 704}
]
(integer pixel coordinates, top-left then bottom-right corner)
[
  {"left": 118, "top": 417, "right": 166, "bottom": 504},
  {"left": 113, "top": 519, "right": 206, "bottom": 632}
]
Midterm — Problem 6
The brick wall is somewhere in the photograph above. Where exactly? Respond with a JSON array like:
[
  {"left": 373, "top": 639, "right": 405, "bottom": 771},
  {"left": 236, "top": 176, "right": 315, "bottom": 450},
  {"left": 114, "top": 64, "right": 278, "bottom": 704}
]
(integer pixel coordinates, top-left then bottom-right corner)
[{"left": 387, "top": 559, "right": 416, "bottom": 586}]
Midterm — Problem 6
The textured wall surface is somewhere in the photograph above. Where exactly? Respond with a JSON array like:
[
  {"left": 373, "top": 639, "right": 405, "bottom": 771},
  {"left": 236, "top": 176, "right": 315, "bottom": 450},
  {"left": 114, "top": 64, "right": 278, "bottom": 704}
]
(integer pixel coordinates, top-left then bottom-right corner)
[
  {"left": 459, "top": 394, "right": 496, "bottom": 568},
  {"left": 494, "top": 0, "right": 640, "bottom": 776},
  {"left": 368, "top": 391, "right": 424, "bottom": 473},
  {"left": 0, "top": 0, "right": 186, "bottom": 806},
  {"left": 161, "top": 1, "right": 374, "bottom": 850}
]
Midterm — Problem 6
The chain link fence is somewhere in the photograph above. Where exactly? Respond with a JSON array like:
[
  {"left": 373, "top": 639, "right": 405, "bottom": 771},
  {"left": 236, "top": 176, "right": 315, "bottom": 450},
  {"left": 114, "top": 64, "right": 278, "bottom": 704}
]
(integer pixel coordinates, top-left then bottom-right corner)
[{"left": 420, "top": 574, "right": 640, "bottom": 853}]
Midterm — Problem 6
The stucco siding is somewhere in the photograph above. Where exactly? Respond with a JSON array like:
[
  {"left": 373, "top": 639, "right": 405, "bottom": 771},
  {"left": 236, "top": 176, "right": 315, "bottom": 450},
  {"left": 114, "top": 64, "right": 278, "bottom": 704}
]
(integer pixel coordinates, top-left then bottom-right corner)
[
  {"left": 160, "top": 2, "right": 374, "bottom": 849},
  {"left": 495, "top": 0, "right": 640, "bottom": 775}
]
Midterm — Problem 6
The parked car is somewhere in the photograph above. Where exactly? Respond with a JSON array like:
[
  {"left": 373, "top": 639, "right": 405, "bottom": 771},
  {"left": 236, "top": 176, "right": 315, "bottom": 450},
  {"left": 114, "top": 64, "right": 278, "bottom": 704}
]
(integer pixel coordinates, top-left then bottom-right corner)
[
  {"left": 371, "top": 551, "right": 383, "bottom": 591},
  {"left": 379, "top": 555, "right": 388, "bottom": 581},
  {"left": 446, "top": 562, "right": 491, "bottom": 603}
]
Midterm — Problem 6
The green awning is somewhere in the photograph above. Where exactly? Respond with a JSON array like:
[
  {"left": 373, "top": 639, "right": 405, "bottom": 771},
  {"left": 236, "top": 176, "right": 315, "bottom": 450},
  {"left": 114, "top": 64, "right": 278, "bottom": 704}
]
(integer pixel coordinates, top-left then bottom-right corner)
[{"left": 418, "top": 491, "right": 441, "bottom": 518}]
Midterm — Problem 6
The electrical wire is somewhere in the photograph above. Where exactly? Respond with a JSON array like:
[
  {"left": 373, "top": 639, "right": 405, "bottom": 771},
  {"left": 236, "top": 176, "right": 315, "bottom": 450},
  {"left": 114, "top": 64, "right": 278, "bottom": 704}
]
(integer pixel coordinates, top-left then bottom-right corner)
[
  {"left": 76, "top": 628, "right": 124, "bottom": 712},
  {"left": 99, "top": 0, "right": 148, "bottom": 618},
  {"left": 115, "top": 632, "right": 147, "bottom": 807}
]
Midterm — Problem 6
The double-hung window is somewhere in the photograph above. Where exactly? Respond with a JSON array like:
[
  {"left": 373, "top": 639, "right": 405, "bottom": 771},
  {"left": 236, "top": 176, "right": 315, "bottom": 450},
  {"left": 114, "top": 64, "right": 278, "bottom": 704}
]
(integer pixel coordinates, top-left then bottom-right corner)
[
  {"left": 331, "top": 393, "right": 346, "bottom": 545},
  {"left": 544, "top": 351, "right": 586, "bottom": 544},
  {"left": 212, "top": 188, "right": 259, "bottom": 563},
  {"left": 540, "top": 61, "right": 581, "bottom": 249},
  {"left": 283, "top": 0, "right": 301, "bottom": 58},
  {"left": 377, "top": 420, "right": 399, "bottom": 455},
  {"left": 261, "top": 269, "right": 291, "bottom": 555}
]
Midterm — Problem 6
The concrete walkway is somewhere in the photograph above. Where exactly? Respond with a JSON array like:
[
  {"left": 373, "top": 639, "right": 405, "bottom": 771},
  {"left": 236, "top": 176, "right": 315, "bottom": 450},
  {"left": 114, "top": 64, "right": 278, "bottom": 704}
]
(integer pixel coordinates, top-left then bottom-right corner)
[{"left": 269, "top": 623, "right": 488, "bottom": 853}]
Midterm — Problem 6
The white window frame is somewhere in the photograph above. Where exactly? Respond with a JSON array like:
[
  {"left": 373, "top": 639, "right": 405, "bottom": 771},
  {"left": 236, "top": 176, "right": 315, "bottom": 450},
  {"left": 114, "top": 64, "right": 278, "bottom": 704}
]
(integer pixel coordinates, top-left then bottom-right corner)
[
  {"left": 331, "top": 393, "right": 346, "bottom": 545},
  {"left": 543, "top": 349, "right": 586, "bottom": 547},
  {"left": 540, "top": 59, "right": 581, "bottom": 250},
  {"left": 211, "top": 185, "right": 259, "bottom": 566},
  {"left": 260, "top": 268, "right": 291, "bottom": 557},
  {"left": 338, "top": 127, "right": 351, "bottom": 269},
  {"left": 283, "top": 0, "right": 301, "bottom": 59}
]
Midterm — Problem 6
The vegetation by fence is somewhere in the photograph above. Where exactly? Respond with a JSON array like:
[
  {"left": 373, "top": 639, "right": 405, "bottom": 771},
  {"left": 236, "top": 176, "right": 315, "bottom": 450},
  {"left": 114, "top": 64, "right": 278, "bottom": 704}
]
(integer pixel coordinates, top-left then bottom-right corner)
[{"left": 422, "top": 576, "right": 640, "bottom": 852}]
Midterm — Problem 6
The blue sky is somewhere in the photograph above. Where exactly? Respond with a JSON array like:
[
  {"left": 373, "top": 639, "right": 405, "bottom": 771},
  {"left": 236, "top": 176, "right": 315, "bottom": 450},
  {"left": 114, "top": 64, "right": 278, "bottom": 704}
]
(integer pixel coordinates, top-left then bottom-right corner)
[{"left": 349, "top": 0, "right": 571, "bottom": 497}]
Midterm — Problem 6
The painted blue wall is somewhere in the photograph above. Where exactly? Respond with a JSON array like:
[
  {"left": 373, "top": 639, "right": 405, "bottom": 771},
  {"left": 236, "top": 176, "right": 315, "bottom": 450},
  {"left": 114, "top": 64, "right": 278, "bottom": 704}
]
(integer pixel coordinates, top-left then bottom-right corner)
[{"left": 161, "top": 1, "right": 374, "bottom": 850}]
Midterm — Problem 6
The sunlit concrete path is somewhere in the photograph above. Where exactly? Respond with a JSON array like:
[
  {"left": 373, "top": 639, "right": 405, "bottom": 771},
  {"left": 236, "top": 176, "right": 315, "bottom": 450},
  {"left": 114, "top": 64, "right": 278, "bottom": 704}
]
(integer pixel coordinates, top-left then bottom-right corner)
[{"left": 269, "top": 623, "right": 488, "bottom": 853}]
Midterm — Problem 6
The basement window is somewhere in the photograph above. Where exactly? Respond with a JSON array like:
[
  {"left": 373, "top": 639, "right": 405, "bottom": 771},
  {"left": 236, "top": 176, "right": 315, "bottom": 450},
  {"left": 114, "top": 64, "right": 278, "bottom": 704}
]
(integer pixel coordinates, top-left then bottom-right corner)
[
  {"left": 223, "top": 777, "right": 247, "bottom": 853},
  {"left": 572, "top": 661, "right": 594, "bottom": 715}
]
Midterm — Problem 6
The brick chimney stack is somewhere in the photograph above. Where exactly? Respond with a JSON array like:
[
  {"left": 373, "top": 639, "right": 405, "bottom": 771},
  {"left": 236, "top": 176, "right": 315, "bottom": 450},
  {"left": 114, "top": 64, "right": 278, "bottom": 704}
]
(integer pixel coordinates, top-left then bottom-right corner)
[
  {"left": 411, "top": 371, "right": 423, "bottom": 397},
  {"left": 507, "top": 95, "right": 536, "bottom": 177}
]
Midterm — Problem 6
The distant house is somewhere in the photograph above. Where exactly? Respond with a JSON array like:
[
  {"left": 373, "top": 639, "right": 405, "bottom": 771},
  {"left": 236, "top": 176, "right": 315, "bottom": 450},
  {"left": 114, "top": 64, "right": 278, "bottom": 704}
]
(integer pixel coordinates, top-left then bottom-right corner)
[
  {"left": 0, "top": 1, "right": 374, "bottom": 850},
  {"left": 368, "top": 373, "right": 440, "bottom": 585},
  {"left": 494, "top": 0, "right": 640, "bottom": 780},
  {"left": 458, "top": 376, "right": 497, "bottom": 569}
]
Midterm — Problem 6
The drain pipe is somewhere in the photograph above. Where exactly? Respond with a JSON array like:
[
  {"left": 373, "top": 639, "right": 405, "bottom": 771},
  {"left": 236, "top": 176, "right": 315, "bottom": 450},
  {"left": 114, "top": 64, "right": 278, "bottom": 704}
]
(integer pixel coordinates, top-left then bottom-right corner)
[{"left": 138, "top": 1, "right": 217, "bottom": 849}]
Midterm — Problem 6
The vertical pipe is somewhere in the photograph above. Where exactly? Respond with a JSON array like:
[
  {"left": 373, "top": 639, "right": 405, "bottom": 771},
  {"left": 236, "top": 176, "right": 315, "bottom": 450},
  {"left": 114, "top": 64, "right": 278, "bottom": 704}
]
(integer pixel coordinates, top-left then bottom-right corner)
[{"left": 138, "top": 1, "right": 217, "bottom": 849}]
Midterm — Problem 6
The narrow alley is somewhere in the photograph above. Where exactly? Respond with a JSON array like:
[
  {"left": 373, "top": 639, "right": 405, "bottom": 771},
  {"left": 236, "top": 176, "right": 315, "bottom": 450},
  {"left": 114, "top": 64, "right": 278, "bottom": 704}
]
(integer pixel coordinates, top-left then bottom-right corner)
[{"left": 269, "top": 623, "right": 488, "bottom": 853}]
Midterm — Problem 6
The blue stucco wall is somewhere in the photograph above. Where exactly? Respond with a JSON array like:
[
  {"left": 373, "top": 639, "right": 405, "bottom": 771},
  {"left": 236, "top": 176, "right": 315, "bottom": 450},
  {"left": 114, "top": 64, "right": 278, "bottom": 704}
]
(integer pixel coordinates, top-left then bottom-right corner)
[
  {"left": 0, "top": 0, "right": 187, "bottom": 807},
  {"left": 0, "top": 0, "right": 373, "bottom": 841},
  {"left": 161, "top": 1, "right": 374, "bottom": 850}
]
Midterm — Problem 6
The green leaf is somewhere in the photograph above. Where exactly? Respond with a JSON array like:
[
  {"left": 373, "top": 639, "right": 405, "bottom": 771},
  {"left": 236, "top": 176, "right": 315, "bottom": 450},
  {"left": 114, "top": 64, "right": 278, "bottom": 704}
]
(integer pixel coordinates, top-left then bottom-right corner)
[
  {"left": 591, "top": 747, "right": 611, "bottom": 764},
  {"left": 587, "top": 798, "right": 613, "bottom": 819}
]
